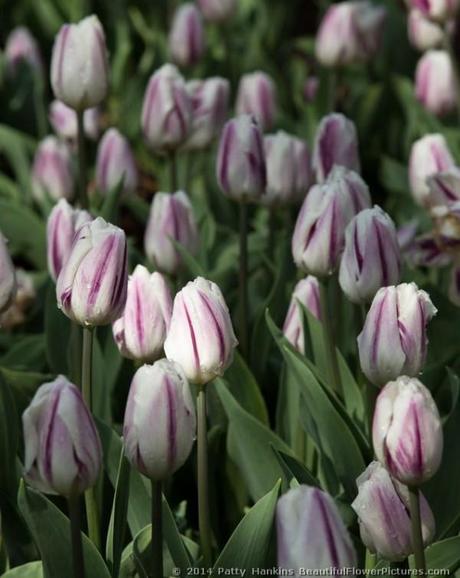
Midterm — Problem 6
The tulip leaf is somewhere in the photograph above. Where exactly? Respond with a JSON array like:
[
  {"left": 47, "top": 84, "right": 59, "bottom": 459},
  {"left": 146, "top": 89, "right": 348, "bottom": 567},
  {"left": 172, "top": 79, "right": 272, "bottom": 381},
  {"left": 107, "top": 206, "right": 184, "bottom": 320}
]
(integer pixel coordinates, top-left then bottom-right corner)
[
  {"left": 1, "top": 561, "right": 43, "bottom": 577},
  {"left": 409, "top": 536, "right": 460, "bottom": 572},
  {"left": 0, "top": 335, "right": 47, "bottom": 372},
  {"left": 0, "top": 373, "right": 19, "bottom": 496},
  {"left": 171, "top": 238, "right": 207, "bottom": 278},
  {"left": 271, "top": 447, "right": 319, "bottom": 489},
  {"left": 18, "top": 482, "right": 111, "bottom": 578}
]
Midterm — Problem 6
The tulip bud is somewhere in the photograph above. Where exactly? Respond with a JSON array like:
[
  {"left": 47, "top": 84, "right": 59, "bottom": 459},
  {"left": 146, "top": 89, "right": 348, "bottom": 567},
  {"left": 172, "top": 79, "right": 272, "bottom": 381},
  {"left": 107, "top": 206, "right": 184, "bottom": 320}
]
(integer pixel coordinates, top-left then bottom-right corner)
[
  {"left": 406, "top": 0, "right": 458, "bottom": 23},
  {"left": 283, "top": 276, "right": 321, "bottom": 354},
  {"left": 22, "top": 375, "right": 102, "bottom": 497},
  {"left": 169, "top": 3, "right": 205, "bottom": 68},
  {"left": 123, "top": 360, "right": 196, "bottom": 481},
  {"left": 263, "top": 132, "right": 312, "bottom": 207},
  {"left": 164, "top": 277, "right": 238, "bottom": 385},
  {"left": 31, "top": 136, "right": 74, "bottom": 202},
  {"left": 56, "top": 217, "right": 128, "bottom": 326},
  {"left": 427, "top": 167, "right": 460, "bottom": 208},
  {"left": 49, "top": 100, "right": 100, "bottom": 142},
  {"left": 216, "top": 115, "right": 266, "bottom": 202},
  {"left": 4, "top": 27, "right": 42, "bottom": 76},
  {"left": 315, "top": 2, "right": 386, "bottom": 67},
  {"left": 95, "top": 128, "right": 138, "bottom": 196},
  {"left": 415, "top": 50, "right": 457, "bottom": 117},
  {"left": 312, "top": 113, "right": 361, "bottom": 183},
  {"left": 0, "top": 234, "right": 17, "bottom": 314},
  {"left": 303, "top": 77, "right": 319, "bottom": 103},
  {"left": 197, "top": 0, "right": 237, "bottom": 23},
  {"left": 184, "top": 77, "right": 230, "bottom": 150},
  {"left": 409, "top": 134, "right": 455, "bottom": 207},
  {"left": 352, "top": 461, "right": 435, "bottom": 561},
  {"left": 339, "top": 207, "right": 401, "bottom": 304},
  {"left": 373, "top": 376, "right": 443, "bottom": 485},
  {"left": 1, "top": 268, "right": 35, "bottom": 330},
  {"left": 141, "top": 64, "right": 193, "bottom": 152},
  {"left": 292, "top": 167, "right": 371, "bottom": 276},
  {"left": 408, "top": 10, "right": 445, "bottom": 51},
  {"left": 46, "top": 199, "right": 92, "bottom": 282},
  {"left": 235, "top": 72, "right": 277, "bottom": 131},
  {"left": 50, "top": 15, "right": 108, "bottom": 111},
  {"left": 144, "top": 191, "right": 199, "bottom": 276},
  {"left": 277, "top": 485, "right": 356, "bottom": 575},
  {"left": 113, "top": 265, "right": 172, "bottom": 362},
  {"left": 358, "top": 283, "right": 437, "bottom": 386}
]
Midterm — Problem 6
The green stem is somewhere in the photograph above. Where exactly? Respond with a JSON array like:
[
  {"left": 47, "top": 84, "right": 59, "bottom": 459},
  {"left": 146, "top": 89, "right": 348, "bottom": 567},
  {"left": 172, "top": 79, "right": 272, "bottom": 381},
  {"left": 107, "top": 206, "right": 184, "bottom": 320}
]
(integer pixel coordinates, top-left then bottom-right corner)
[
  {"left": 239, "top": 202, "right": 249, "bottom": 358},
  {"left": 151, "top": 480, "right": 163, "bottom": 578},
  {"left": 319, "top": 280, "right": 342, "bottom": 397},
  {"left": 169, "top": 150, "right": 178, "bottom": 191},
  {"left": 268, "top": 207, "right": 276, "bottom": 261},
  {"left": 365, "top": 549, "right": 376, "bottom": 571},
  {"left": 76, "top": 110, "right": 88, "bottom": 209},
  {"left": 68, "top": 495, "right": 85, "bottom": 578},
  {"left": 197, "top": 386, "right": 212, "bottom": 568},
  {"left": 408, "top": 486, "right": 426, "bottom": 573},
  {"left": 70, "top": 323, "right": 83, "bottom": 387}
]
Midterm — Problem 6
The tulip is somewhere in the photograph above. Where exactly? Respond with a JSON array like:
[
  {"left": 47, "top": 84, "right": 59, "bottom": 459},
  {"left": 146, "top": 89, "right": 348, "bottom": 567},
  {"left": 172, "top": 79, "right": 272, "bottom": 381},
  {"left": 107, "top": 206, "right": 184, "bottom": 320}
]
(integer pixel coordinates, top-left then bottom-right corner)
[
  {"left": 31, "top": 136, "right": 74, "bottom": 202},
  {"left": 315, "top": 2, "right": 386, "bottom": 67},
  {"left": 406, "top": 0, "right": 458, "bottom": 23},
  {"left": 397, "top": 219, "right": 419, "bottom": 253},
  {"left": 49, "top": 100, "right": 100, "bottom": 142},
  {"left": 0, "top": 235, "right": 16, "bottom": 314},
  {"left": 56, "top": 217, "right": 128, "bottom": 326},
  {"left": 292, "top": 167, "right": 371, "bottom": 276},
  {"left": 415, "top": 50, "right": 457, "bottom": 117},
  {"left": 406, "top": 233, "right": 451, "bottom": 268},
  {"left": 283, "top": 276, "right": 321, "bottom": 354},
  {"left": 22, "top": 375, "right": 102, "bottom": 497},
  {"left": 339, "top": 206, "right": 401, "bottom": 304},
  {"left": 303, "top": 77, "right": 319, "bottom": 103},
  {"left": 373, "top": 376, "right": 443, "bottom": 485},
  {"left": 408, "top": 10, "right": 445, "bottom": 51},
  {"left": 164, "top": 277, "right": 238, "bottom": 385},
  {"left": 50, "top": 15, "right": 108, "bottom": 111},
  {"left": 1, "top": 268, "right": 35, "bottom": 330},
  {"left": 123, "top": 360, "right": 196, "bottom": 480},
  {"left": 352, "top": 461, "right": 435, "bottom": 561},
  {"left": 113, "top": 265, "right": 172, "bottom": 362},
  {"left": 184, "top": 77, "right": 230, "bottom": 150},
  {"left": 431, "top": 203, "right": 460, "bottom": 249},
  {"left": 358, "top": 283, "right": 437, "bottom": 386},
  {"left": 216, "top": 115, "right": 266, "bottom": 202},
  {"left": 169, "top": 3, "right": 205, "bottom": 68},
  {"left": 4, "top": 27, "right": 42, "bottom": 75},
  {"left": 409, "top": 133, "right": 455, "bottom": 207},
  {"left": 427, "top": 167, "right": 460, "bottom": 208},
  {"left": 277, "top": 485, "right": 356, "bottom": 575},
  {"left": 235, "top": 72, "right": 277, "bottom": 131},
  {"left": 144, "top": 191, "right": 199, "bottom": 276},
  {"left": 263, "top": 132, "right": 312, "bottom": 206},
  {"left": 312, "top": 113, "right": 361, "bottom": 183},
  {"left": 197, "top": 0, "right": 237, "bottom": 23},
  {"left": 95, "top": 128, "right": 138, "bottom": 195}
]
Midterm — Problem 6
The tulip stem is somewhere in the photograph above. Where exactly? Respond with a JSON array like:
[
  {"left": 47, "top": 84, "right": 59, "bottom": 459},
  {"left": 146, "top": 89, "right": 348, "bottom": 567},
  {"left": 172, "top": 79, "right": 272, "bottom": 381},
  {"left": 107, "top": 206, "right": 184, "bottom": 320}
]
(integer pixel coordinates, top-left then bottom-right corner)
[
  {"left": 68, "top": 495, "right": 85, "bottom": 578},
  {"left": 268, "top": 207, "right": 276, "bottom": 260},
  {"left": 239, "top": 202, "right": 249, "bottom": 358},
  {"left": 319, "top": 281, "right": 342, "bottom": 397},
  {"left": 76, "top": 110, "right": 89, "bottom": 209},
  {"left": 151, "top": 480, "right": 163, "bottom": 578},
  {"left": 169, "top": 150, "right": 178, "bottom": 191},
  {"left": 408, "top": 486, "right": 426, "bottom": 573},
  {"left": 197, "top": 385, "right": 213, "bottom": 568}
]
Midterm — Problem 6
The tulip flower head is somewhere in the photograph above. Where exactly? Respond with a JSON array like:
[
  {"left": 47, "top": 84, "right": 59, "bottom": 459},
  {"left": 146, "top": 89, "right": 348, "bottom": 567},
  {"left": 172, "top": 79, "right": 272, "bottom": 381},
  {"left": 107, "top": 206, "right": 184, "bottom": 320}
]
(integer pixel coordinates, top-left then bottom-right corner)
[
  {"left": 197, "top": 0, "right": 237, "bottom": 23},
  {"left": 283, "top": 276, "right": 321, "bottom": 354},
  {"left": 31, "top": 136, "right": 74, "bottom": 202},
  {"left": 5, "top": 27, "right": 42, "bottom": 76},
  {"left": 408, "top": 9, "right": 445, "bottom": 51},
  {"left": 406, "top": 0, "right": 458, "bottom": 23},
  {"left": 96, "top": 128, "right": 138, "bottom": 196},
  {"left": 235, "top": 72, "right": 277, "bottom": 131},
  {"left": 169, "top": 3, "right": 205, "bottom": 68},
  {"left": 415, "top": 50, "right": 457, "bottom": 117},
  {"left": 49, "top": 100, "right": 100, "bottom": 142}
]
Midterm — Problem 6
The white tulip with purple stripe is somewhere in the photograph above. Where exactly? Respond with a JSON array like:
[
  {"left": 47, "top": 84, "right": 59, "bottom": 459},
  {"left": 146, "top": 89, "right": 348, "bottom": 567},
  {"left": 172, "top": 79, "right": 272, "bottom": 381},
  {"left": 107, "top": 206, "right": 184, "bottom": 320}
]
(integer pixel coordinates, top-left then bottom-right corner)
[
  {"left": 236, "top": 72, "right": 277, "bottom": 131},
  {"left": 22, "top": 375, "right": 102, "bottom": 497},
  {"left": 358, "top": 283, "right": 437, "bottom": 386},
  {"left": 277, "top": 485, "right": 356, "bottom": 577},
  {"left": 169, "top": 3, "right": 205, "bottom": 68},
  {"left": 407, "top": 0, "right": 458, "bottom": 23},
  {"left": 0, "top": 234, "right": 16, "bottom": 314},
  {"left": 408, "top": 9, "right": 445, "bottom": 51},
  {"left": 46, "top": 199, "right": 92, "bottom": 282},
  {"left": 123, "top": 360, "right": 196, "bottom": 481},
  {"left": 373, "top": 376, "right": 443, "bottom": 485},
  {"left": 50, "top": 15, "right": 108, "bottom": 111},
  {"left": 5, "top": 27, "right": 43, "bottom": 75},
  {"left": 31, "top": 136, "right": 74, "bottom": 202},
  {"left": 352, "top": 461, "right": 435, "bottom": 561},
  {"left": 164, "top": 277, "right": 238, "bottom": 385},
  {"left": 415, "top": 50, "right": 457, "bottom": 117},
  {"left": 427, "top": 167, "right": 460, "bottom": 208},
  {"left": 49, "top": 100, "right": 100, "bottom": 142},
  {"left": 56, "top": 217, "right": 128, "bottom": 326},
  {"left": 312, "top": 113, "right": 361, "bottom": 183},
  {"left": 283, "top": 276, "right": 321, "bottom": 354},
  {"left": 339, "top": 206, "right": 401, "bottom": 304},
  {"left": 144, "top": 191, "right": 199, "bottom": 276},
  {"left": 96, "top": 128, "right": 138, "bottom": 196},
  {"left": 141, "top": 64, "right": 192, "bottom": 152},
  {"left": 216, "top": 115, "right": 266, "bottom": 202},
  {"left": 113, "top": 265, "right": 172, "bottom": 362},
  {"left": 197, "top": 0, "right": 237, "bottom": 23}
]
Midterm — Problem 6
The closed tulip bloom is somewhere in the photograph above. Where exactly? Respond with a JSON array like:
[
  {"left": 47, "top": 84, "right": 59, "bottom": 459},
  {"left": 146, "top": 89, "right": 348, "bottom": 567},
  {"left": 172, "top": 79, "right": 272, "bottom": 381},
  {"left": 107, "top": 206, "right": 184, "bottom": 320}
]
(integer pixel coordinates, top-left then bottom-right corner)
[
  {"left": 427, "top": 167, "right": 460, "bottom": 208},
  {"left": 303, "top": 77, "right": 320, "bottom": 103},
  {"left": 339, "top": 207, "right": 401, "bottom": 304},
  {"left": 51, "top": 15, "right": 108, "bottom": 111},
  {"left": 352, "top": 461, "right": 435, "bottom": 561},
  {"left": 123, "top": 360, "right": 196, "bottom": 480},
  {"left": 373, "top": 376, "right": 443, "bottom": 485},
  {"left": 0, "top": 235, "right": 17, "bottom": 314},
  {"left": 184, "top": 77, "right": 230, "bottom": 150},
  {"left": 358, "top": 283, "right": 437, "bottom": 386},
  {"left": 409, "top": 134, "right": 455, "bottom": 207},
  {"left": 216, "top": 115, "right": 266, "bottom": 202},
  {"left": 5, "top": 27, "right": 42, "bottom": 75},
  {"left": 408, "top": 10, "right": 445, "bottom": 51},
  {"left": 197, "top": 0, "right": 237, "bottom": 23},
  {"left": 144, "top": 191, "right": 199, "bottom": 276},
  {"left": 56, "top": 217, "right": 128, "bottom": 326},
  {"left": 235, "top": 72, "right": 277, "bottom": 131},
  {"left": 312, "top": 113, "right": 361, "bottom": 183},
  {"left": 406, "top": 0, "right": 458, "bottom": 22},
  {"left": 113, "top": 266, "right": 172, "bottom": 362},
  {"left": 292, "top": 167, "right": 371, "bottom": 276},
  {"left": 164, "top": 277, "right": 238, "bottom": 385},
  {"left": 416, "top": 50, "right": 457, "bottom": 117},
  {"left": 49, "top": 100, "right": 100, "bottom": 142},
  {"left": 47, "top": 199, "right": 92, "bottom": 281},
  {"left": 169, "top": 3, "right": 205, "bottom": 68},
  {"left": 31, "top": 136, "right": 74, "bottom": 202},
  {"left": 22, "top": 375, "right": 102, "bottom": 497},
  {"left": 96, "top": 128, "right": 138, "bottom": 195},
  {"left": 283, "top": 276, "right": 321, "bottom": 354},
  {"left": 277, "top": 485, "right": 356, "bottom": 576}
]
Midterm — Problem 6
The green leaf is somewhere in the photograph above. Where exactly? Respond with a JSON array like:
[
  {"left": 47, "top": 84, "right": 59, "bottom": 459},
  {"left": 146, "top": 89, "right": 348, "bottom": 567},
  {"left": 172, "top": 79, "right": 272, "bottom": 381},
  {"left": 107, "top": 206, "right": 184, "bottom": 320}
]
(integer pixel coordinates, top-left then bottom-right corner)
[
  {"left": 0, "top": 374, "right": 19, "bottom": 496},
  {"left": 0, "top": 335, "right": 46, "bottom": 372},
  {"left": 171, "top": 239, "right": 206, "bottom": 278},
  {"left": 0, "top": 368, "right": 50, "bottom": 415},
  {"left": 410, "top": 536, "right": 460, "bottom": 572},
  {"left": 271, "top": 447, "right": 319, "bottom": 489},
  {"left": 1, "top": 561, "right": 43, "bottom": 577}
]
